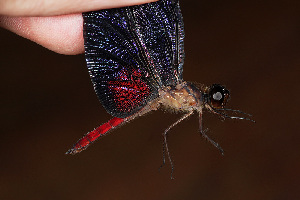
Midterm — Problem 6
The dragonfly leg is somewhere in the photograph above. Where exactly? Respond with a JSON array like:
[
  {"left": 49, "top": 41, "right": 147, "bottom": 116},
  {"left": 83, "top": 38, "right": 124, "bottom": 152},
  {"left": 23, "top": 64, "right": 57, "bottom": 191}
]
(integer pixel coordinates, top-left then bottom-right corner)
[
  {"left": 160, "top": 111, "right": 194, "bottom": 179},
  {"left": 199, "top": 111, "right": 224, "bottom": 155}
]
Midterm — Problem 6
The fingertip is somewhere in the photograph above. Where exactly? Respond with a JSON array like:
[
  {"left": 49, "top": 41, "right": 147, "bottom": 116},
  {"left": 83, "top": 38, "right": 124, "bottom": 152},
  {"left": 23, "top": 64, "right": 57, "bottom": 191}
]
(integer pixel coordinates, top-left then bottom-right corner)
[
  {"left": 0, "top": 0, "right": 159, "bottom": 16},
  {"left": 1, "top": 14, "right": 85, "bottom": 55}
]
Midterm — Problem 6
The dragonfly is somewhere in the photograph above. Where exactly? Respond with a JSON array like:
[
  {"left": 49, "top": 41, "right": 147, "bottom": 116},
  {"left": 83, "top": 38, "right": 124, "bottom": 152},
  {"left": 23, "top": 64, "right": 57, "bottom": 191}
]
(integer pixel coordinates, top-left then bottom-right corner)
[{"left": 66, "top": 0, "right": 253, "bottom": 177}]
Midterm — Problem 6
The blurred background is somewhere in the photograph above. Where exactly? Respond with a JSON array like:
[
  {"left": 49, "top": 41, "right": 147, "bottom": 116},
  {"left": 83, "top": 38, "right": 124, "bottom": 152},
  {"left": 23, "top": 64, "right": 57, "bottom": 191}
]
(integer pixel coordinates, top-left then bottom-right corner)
[{"left": 1, "top": 0, "right": 299, "bottom": 199}]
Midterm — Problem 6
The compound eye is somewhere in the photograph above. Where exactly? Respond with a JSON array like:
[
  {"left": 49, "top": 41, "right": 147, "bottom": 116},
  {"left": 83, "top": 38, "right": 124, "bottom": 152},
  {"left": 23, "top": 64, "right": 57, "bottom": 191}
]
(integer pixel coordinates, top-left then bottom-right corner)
[
  {"left": 213, "top": 91, "right": 223, "bottom": 101},
  {"left": 209, "top": 84, "right": 230, "bottom": 109}
]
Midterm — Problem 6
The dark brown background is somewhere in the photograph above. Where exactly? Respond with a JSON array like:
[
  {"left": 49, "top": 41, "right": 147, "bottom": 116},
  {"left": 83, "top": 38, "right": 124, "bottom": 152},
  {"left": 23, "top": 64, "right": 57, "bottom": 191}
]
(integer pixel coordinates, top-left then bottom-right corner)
[{"left": 1, "top": 0, "right": 299, "bottom": 199}]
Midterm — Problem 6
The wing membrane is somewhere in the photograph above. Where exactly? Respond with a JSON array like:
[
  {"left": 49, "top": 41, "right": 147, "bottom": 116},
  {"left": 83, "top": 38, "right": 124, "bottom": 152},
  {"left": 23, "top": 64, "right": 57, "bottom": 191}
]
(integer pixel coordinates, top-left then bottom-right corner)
[{"left": 83, "top": 0, "right": 185, "bottom": 117}]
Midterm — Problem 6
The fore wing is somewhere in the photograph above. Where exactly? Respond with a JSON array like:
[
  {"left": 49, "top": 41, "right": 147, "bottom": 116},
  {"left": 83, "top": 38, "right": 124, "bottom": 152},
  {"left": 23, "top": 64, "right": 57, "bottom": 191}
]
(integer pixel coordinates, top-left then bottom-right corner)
[{"left": 83, "top": 0, "right": 185, "bottom": 118}]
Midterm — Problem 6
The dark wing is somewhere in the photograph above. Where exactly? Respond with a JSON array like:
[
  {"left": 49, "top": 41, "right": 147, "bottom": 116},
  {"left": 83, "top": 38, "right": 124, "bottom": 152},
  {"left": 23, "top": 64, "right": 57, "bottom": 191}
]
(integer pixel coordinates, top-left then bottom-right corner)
[{"left": 83, "top": 0, "right": 185, "bottom": 118}]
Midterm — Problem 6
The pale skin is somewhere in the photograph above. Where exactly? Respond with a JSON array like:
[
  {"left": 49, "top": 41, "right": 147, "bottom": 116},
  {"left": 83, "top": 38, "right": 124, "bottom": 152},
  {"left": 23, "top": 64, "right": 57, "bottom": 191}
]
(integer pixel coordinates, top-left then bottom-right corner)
[{"left": 0, "top": 0, "right": 157, "bottom": 55}]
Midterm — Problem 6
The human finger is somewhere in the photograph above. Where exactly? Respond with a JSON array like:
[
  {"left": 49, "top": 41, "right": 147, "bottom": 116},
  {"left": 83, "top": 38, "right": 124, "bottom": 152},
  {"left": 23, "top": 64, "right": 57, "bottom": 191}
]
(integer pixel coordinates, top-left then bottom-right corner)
[
  {"left": 0, "top": 0, "right": 158, "bottom": 16},
  {"left": 1, "top": 14, "right": 84, "bottom": 55}
]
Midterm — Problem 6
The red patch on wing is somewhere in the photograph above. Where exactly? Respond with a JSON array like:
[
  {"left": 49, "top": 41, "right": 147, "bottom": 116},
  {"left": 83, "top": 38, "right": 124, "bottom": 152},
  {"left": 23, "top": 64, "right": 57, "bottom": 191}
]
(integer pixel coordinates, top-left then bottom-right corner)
[{"left": 108, "top": 68, "right": 150, "bottom": 113}]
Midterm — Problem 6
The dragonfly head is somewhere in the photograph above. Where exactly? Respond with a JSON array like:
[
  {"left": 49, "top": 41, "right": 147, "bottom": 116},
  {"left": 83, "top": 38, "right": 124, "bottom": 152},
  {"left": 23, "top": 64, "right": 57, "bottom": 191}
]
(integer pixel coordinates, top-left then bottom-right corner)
[
  {"left": 204, "top": 84, "right": 230, "bottom": 109},
  {"left": 202, "top": 84, "right": 254, "bottom": 122}
]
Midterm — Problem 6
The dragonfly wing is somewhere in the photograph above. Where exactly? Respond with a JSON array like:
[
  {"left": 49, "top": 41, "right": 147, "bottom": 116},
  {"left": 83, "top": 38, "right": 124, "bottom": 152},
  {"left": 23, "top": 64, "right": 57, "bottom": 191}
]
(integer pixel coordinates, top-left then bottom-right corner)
[
  {"left": 126, "top": 0, "right": 185, "bottom": 85},
  {"left": 83, "top": 0, "right": 185, "bottom": 118}
]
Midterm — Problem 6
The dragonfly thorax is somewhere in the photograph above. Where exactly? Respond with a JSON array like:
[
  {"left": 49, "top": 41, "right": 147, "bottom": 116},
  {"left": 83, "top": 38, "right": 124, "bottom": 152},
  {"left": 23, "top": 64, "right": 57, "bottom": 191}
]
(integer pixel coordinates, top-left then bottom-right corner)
[{"left": 158, "top": 82, "right": 203, "bottom": 112}]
